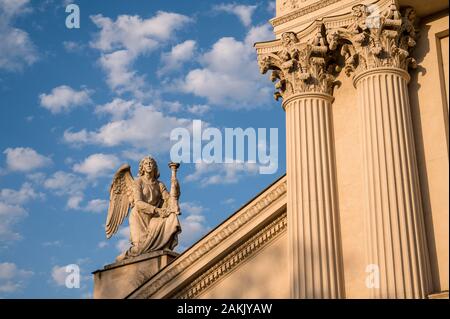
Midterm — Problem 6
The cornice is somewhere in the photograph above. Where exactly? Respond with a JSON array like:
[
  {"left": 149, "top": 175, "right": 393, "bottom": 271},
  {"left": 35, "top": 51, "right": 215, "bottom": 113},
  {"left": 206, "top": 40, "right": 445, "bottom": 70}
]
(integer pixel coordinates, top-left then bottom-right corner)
[
  {"left": 172, "top": 213, "right": 288, "bottom": 299},
  {"left": 127, "top": 177, "right": 287, "bottom": 299},
  {"left": 271, "top": 0, "right": 343, "bottom": 28}
]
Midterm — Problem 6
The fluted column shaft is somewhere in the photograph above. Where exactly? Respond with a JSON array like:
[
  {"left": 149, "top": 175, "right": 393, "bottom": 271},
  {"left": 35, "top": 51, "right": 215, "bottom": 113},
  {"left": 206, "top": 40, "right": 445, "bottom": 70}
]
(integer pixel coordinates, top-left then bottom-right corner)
[
  {"left": 354, "top": 67, "right": 432, "bottom": 298},
  {"left": 284, "top": 92, "right": 343, "bottom": 299}
]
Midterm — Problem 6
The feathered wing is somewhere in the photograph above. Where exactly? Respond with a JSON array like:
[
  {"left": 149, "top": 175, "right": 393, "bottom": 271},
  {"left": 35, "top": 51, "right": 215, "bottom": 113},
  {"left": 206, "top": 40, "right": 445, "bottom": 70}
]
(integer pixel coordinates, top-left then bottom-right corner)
[{"left": 105, "top": 164, "right": 134, "bottom": 239}]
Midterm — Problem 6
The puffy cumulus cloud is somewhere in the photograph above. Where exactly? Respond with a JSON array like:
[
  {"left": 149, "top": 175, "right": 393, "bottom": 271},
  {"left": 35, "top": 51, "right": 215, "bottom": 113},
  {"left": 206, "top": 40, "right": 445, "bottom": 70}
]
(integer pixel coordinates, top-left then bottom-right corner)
[
  {"left": 51, "top": 265, "right": 69, "bottom": 286},
  {"left": 0, "top": 182, "right": 43, "bottom": 243},
  {"left": 39, "top": 85, "right": 92, "bottom": 114},
  {"left": 98, "top": 49, "right": 145, "bottom": 96},
  {"left": 0, "top": 182, "right": 44, "bottom": 206},
  {"left": 72, "top": 153, "right": 120, "bottom": 178},
  {"left": 90, "top": 11, "right": 192, "bottom": 53},
  {"left": 3, "top": 147, "right": 52, "bottom": 172},
  {"left": 84, "top": 199, "right": 108, "bottom": 214},
  {"left": 66, "top": 194, "right": 83, "bottom": 210},
  {"left": 180, "top": 24, "right": 274, "bottom": 108},
  {"left": 90, "top": 11, "right": 192, "bottom": 96},
  {"left": 179, "top": 202, "right": 209, "bottom": 249},
  {"left": 67, "top": 197, "right": 108, "bottom": 213},
  {"left": 115, "top": 226, "right": 130, "bottom": 253},
  {"left": 0, "top": 262, "right": 33, "bottom": 294},
  {"left": 185, "top": 161, "right": 259, "bottom": 186},
  {"left": 95, "top": 98, "right": 135, "bottom": 120},
  {"left": 0, "top": 0, "right": 37, "bottom": 71},
  {"left": 158, "top": 40, "right": 196, "bottom": 76},
  {"left": 213, "top": 3, "right": 257, "bottom": 27},
  {"left": 43, "top": 171, "right": 86, "bottom": 196},
  {"left": 0, "top": 201, "right": 27, "bottom": 241},
  {"left": 63, "top": 100, "right": 191, "bottom": 154}
]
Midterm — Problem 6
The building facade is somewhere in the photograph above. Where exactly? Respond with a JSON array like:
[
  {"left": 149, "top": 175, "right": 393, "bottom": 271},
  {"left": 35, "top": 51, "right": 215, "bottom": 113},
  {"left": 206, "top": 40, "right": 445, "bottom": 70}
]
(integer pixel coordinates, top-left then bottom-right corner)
[{"left": 95, "top": 0, "right": 449, "bottom": 299}]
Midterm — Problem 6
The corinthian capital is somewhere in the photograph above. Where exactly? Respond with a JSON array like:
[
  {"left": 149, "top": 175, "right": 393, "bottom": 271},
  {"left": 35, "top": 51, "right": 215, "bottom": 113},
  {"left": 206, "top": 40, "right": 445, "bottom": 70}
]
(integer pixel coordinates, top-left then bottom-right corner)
[
  {"left": 257, "top": 27, "right": 338, "bottom": 102},
  {"left": 326, "top": 4, "right": 418, "bottom": 76}
]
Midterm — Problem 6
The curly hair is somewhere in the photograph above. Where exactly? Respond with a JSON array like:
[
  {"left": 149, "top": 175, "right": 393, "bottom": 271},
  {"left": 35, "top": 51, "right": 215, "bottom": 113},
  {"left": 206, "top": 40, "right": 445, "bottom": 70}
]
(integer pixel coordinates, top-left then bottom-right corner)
[{"left": 138, "top": 156, "right": 160, "bottom": 179}]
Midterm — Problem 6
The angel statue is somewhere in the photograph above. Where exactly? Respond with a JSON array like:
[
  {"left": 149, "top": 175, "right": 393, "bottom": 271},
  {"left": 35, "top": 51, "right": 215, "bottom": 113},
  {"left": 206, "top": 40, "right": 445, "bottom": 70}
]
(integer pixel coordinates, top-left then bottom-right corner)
[{"left": 105, "top": 156, "right": 182, "bottom": 262}]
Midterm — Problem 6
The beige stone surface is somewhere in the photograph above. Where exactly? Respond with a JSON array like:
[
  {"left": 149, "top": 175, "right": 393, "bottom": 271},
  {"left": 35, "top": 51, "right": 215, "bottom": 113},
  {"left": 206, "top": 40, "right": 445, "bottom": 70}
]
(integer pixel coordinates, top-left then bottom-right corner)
[
  {"left": 198, "top": 231, "right": 289, "bottom": 299},
  {"left": 409, "top": 11, "right": 449, "bottom": 294},
  {"left": 332, "top": 70, "right": 368, "bottom": 298},
  {"left": 93, "top": 250, "right": 178, "bottom": 299}
]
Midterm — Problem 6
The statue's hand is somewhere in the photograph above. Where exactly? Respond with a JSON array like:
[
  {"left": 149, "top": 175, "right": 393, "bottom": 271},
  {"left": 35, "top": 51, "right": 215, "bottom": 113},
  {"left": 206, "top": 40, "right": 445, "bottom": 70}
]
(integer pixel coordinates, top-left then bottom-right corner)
[{"left": 154, "top": 207, "right": 171, "bottom": 218}]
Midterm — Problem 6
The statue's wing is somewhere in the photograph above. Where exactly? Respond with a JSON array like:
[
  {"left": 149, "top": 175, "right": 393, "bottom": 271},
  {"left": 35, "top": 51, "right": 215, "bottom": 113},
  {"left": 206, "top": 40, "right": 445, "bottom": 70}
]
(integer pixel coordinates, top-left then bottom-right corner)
[{"left": 105, "top": 164, "right": 134, "bottom": 239}]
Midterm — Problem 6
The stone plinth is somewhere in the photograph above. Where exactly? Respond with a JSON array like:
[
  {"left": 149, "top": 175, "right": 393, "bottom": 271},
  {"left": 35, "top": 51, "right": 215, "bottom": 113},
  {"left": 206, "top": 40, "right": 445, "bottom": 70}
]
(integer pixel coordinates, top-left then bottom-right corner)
[{"left": 93, "top": 250, "right": 179, "bottom": 299}]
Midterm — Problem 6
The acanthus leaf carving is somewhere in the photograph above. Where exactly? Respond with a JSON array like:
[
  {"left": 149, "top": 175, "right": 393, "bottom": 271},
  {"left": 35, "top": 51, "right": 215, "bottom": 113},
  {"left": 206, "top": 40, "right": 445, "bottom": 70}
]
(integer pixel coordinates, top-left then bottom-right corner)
[
  {"left": 257, "top": 25, "right": 339, "bottom": 102},
  {"left": 326, "top": 4, "right": 418, "bottom": 76}
]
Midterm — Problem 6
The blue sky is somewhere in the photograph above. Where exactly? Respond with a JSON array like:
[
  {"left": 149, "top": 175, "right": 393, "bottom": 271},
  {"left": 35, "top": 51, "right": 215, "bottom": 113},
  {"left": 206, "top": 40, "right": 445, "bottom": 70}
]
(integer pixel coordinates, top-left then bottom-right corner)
[{"left": 0, "top": 0, "right": 286, "bottom": 298}]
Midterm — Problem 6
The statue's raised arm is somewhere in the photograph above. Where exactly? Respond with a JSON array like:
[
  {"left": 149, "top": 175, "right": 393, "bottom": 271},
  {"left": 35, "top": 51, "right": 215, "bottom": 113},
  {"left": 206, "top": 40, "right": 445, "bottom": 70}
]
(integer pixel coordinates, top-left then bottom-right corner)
[{"left": 105, "top": 164, "right": 134, "bottom": 239}]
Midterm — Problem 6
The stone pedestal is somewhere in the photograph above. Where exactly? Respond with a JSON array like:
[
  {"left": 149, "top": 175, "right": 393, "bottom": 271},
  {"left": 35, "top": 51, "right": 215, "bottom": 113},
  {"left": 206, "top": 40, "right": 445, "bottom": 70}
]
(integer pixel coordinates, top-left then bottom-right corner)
[{"left": 93, "top": 250, "right": 179, "bottom": 299}]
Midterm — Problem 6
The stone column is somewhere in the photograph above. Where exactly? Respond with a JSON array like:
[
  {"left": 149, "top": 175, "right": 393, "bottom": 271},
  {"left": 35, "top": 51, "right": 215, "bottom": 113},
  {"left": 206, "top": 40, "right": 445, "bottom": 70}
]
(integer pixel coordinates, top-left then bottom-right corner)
[
  {"left": 257, "top": 30, "right": 343, "bottom": 298},
  {"left": 328, "top": 5, "right": 432, "bottom": 298}
]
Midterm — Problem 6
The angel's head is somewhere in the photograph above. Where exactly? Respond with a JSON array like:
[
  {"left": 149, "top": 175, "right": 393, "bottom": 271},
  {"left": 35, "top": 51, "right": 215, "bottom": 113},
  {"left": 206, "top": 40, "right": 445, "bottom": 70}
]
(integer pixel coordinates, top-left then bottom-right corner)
[{"left": 138, "top": 156, "right": 160, "bottom": 179}]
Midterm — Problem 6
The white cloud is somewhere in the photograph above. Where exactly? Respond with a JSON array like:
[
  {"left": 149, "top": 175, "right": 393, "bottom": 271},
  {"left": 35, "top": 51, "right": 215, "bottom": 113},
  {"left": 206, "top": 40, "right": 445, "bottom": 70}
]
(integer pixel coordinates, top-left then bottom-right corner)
[
  {"left": 39, "top": 85, "right": 92, "bottom": 114},
  {"left": 97, "top": 241, "right": 108, "bottom": 249},
  {"left": 0, "top": 262, "right": 33, "bottom": 294},
  {"left": 187, "top": 104, "right": 210, "bottom": 115},
  {"left": 90, "top": 11, "right": 192, "bottom": 96},
  {"left": 3, "top": 147, "right": 52, "bottom": 172},
  {"left": 0, "top": 182, "right": 44, "bottom": 206},
  {"left": 179, "top": 202, "right": 209, "bottom": 248},
  {"left": 98, "top": 49, "right": 144, "bottom": 96},
  {"left": 267, "top": 1, "right": 276, "bottom": 14},
  {"left": 51, "top": 265, "right": 68, "bottom": 286},
  {"left": 43, "top": 171, "right": 86, "bottom": 196},
  {"left": 67, "top": 196, "right": 108, "bottom": 213},
  {"left": 95, "top": 98, "right": 135, "bottom": 120},
  {"left": 84, "top": 199, "right": 108, "bottom": 214},
  {"left": 66, "top": 195, "right": 83, "bottom": 210},
  {"left": 180, "top": 202, "right": 205, "bottom": 215},
  {"left": 214, "top": 3, "right": 257, "bottom": 27},
  {"left": 0, "top": 0, "right": 37, "bottom": 71},
  {"left": 115, "top": 226, "right": 130, "bottom": 252},
  {"left": 244, "top": 23, "right": 274, "bottom": 48},
  {"left": 0, "top": 182, "right": 42, "bottom": 243},
  {"left": 64, "top": 101, "right": 191, "bottom": 154},
  {"left": 158, "top": 40, "right": 196, "bottom": 76},
  {"left": 62, "top": 41, "right": 85, "bottom": 53},
  {"left": 180, "top": 24, "right": 274, "bottom": 108},
  {"left": 72, "top": 153, "right": 120, "bottom": 178},
  {"left": 185, "top": 161, "right": 259, "bottom": 186},
  {"left": 0, "top": 202, "right": 27, "bottom": 241}
]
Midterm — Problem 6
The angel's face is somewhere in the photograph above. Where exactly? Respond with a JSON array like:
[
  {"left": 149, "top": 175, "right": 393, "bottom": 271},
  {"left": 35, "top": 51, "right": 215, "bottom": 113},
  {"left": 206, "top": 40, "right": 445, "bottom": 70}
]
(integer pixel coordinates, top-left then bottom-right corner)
[{"left": 143, "top": 159, "right": 154, "bottom": 174}]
